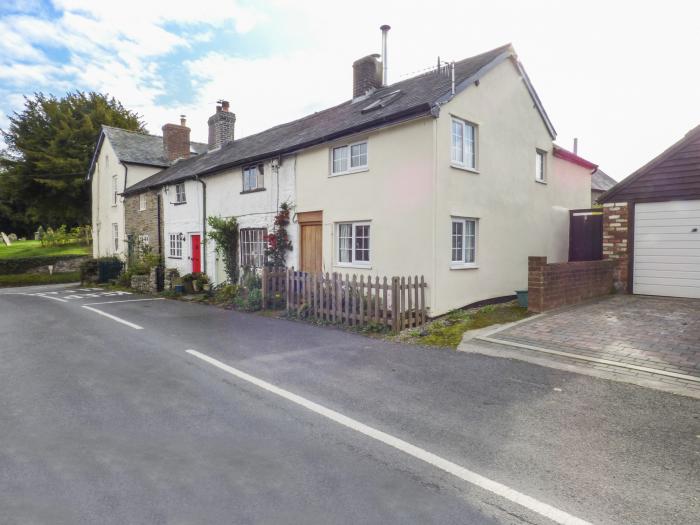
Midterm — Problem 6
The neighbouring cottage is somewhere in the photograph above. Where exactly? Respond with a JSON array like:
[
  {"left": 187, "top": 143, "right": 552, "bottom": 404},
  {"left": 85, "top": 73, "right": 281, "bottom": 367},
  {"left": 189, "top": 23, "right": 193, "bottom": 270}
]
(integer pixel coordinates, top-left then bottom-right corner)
[
  {"left": 599, "top": 124, "right": 700, "bottom": 299},
  {"left": 87, "top": 119, "right": 207, "bottom": 260},
  {"left": 115, "top": 39, "right": 595, "bottom": 316}
]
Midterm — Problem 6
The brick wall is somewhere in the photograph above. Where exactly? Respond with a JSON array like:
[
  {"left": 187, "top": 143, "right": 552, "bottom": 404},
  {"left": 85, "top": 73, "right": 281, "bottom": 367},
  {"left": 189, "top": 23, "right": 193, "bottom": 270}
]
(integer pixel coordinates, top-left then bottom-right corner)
[
  {"left": 125, "top": 191, "right": 161, "bottom": 256},
  {"left": 528, "top": 256, "right": 616, "bottom": 313},
  {"left": 602, "top": 202, "right": 629, "bottom": 292}
]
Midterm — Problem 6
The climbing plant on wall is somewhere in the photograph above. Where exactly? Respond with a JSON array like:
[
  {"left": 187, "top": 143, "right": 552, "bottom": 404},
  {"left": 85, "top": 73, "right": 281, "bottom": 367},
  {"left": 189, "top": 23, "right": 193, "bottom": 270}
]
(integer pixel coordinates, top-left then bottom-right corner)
[
  {"left": 207, "top": 216, "right": 239, "bottom": 283},
  {"left": 265, "top": 201, "right": 293, "bottom": 268}
]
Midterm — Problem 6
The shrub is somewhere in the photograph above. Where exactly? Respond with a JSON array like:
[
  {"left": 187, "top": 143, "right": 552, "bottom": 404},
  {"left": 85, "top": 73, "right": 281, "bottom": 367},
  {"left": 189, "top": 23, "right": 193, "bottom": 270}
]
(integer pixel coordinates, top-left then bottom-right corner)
[
  {"left": 79, "top": 258, "right": 100, "bottom": 283},
  {"left": 214, "top": 284, "right": 239, "bottom": 302}
]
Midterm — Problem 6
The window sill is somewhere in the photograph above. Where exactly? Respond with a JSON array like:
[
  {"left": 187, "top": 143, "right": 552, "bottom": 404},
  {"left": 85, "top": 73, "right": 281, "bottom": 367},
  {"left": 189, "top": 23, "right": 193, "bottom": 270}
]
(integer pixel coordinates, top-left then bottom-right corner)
[
  {"left": 173, "top": 201, "right": 187, "bottom": 205},
  {"left": 330, "top": 167, "right": 369, "bottom": 178},
  {"left": 450, "top": 164, "right": 479, "bottom": 174},
  {"left": 535, "top": 179, "right": 547, "bottom": 185},
  {"left": 240, "top": 188, "right": 266, "bottom": 195},
  {"left": 168, "top": 256, "right": 182, "bottom": 260},
  {"left": 450, "top": 264, "right": 479, "bottom": 270},
  {"left": 335, "top": 262, "right": 372, "bottom": 270}
]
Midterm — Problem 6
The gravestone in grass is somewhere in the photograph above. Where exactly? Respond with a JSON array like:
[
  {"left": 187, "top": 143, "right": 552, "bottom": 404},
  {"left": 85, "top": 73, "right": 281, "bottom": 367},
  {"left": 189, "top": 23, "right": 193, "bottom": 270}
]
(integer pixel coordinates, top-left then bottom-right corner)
[{"left": 1, "top": 232, "right": 11, "bottom": 246}]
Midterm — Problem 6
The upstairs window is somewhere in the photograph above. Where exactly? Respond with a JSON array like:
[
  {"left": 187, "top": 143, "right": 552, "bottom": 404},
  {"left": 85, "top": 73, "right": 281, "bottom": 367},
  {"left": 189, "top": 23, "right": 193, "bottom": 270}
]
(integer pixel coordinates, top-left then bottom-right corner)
[
  {"left": 169, "top": 234, "right": 182, "bottom": 258},
  {"left": 240, "top": 228, "right": 267, "bottom": 268},
  {"left": 337, "top": 222, "right": 370, "bottom": 266},
  {"left": 139, "top": 193, "right": 147, "bottom": 211},
  {"left": 451, "top": 217, "right": 478, "bottom": 267},
  {"left": 331, "top": 141, "right": 368, "bottom": 175},
  {"left": 451, "top": 118, "right": 477, "bottom": 170},
  {"left": 535, "top": 150, "right": 546, "bottom": 182},
  {"left": 112, "top": 175, "right": 118, "bottom": 205},
  {"left": 175, "top": 183, "right": 186, "bottom": 203},
  {"left": 242, "top": 165, "right": 264, "bottom": 192}
]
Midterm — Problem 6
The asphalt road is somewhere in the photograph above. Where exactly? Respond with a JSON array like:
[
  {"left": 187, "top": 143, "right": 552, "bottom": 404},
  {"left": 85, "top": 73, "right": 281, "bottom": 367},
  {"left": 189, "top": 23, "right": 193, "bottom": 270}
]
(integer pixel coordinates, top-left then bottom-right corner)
[{"left": 0, "top": 284, "right": 698, "bottom": 524}]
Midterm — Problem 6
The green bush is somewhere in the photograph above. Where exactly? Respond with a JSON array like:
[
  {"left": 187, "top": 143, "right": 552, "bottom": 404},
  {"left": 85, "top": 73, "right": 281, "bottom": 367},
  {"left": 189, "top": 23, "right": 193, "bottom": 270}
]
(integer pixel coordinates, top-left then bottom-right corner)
[
  {"left": 79, "top": 258, "right": 99, "bottom": 283},
  {"left": 214, "top": 284, "right": 239, "bottom": 302}
]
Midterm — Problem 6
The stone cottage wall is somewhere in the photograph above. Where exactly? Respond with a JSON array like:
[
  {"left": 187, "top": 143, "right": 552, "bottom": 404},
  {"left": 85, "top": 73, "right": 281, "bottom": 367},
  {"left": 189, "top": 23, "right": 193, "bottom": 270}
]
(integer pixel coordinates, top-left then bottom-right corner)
[
  {"left": 602, "top": 202, "right": 629, "bottom": 292},
  {"left": 125, "top": 191, "right": 161, "bottom": 257}
]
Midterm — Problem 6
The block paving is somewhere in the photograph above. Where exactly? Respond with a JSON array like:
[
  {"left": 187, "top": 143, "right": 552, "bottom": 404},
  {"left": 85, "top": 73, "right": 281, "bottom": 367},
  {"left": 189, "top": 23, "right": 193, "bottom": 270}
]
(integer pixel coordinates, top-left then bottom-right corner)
[{"left": 492, "top": 295, "right": 700, "bottom": 380}]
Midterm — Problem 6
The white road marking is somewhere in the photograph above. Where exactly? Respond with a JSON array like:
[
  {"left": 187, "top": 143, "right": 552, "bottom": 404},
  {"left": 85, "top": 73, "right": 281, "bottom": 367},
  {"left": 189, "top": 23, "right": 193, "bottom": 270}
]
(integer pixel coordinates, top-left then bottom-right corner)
[
  {"left": 81, "top": 306, "right": 143, "bottom": 330},
  {"left": 82, "top": 298, "right": 165, "bottom": 306},
  {"left": 34, "top": 294, "right": 68, "bottom": 303},
  {"left": 186, "top": 349, "right": 591, "bottom": 525}
]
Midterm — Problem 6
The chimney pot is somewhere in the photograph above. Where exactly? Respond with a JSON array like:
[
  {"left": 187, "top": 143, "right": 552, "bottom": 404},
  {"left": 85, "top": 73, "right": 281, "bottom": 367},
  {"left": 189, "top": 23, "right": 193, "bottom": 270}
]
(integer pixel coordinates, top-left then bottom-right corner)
[
  {"left": 180, "top": 115, "right": 186, "bottom": 126},
  {"left": 221, "top": 100, "right": 230, "bottom": 112}
]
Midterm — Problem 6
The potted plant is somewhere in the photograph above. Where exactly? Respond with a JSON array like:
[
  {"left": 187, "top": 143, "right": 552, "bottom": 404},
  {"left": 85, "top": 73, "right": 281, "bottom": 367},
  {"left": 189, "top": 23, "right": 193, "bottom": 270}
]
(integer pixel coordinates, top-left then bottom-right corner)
[{"left": 198, "top": 273, "right": 211, "bottom": 292}]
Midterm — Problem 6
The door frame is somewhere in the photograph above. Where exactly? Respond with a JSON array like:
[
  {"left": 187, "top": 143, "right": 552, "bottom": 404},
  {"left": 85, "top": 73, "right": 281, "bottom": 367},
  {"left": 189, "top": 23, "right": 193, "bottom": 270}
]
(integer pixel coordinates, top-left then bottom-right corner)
[{"left": 297, "top": 211, "right": 323, "bottom": 273}]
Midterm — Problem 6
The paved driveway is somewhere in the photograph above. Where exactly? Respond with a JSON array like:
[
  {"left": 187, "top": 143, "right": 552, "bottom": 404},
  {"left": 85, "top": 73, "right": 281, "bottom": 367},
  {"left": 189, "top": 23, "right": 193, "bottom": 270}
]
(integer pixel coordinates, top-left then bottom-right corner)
[{"left": 489, "top": 295, "right": 700, "bottom": 384}]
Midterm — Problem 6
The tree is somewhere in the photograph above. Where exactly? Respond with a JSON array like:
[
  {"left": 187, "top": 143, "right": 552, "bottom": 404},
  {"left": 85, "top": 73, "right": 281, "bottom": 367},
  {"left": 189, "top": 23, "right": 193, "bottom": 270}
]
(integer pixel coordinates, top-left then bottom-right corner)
[{"left": 0, "top": 92, "right": 145, "bottom": 236}]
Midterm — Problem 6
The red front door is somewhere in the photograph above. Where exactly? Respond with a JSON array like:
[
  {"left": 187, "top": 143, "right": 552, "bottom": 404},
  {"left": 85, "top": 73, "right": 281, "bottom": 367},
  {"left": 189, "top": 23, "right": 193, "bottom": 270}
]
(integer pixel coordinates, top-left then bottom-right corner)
[{"left": 191, "top": 234, "right": 201, "bottom": 273}]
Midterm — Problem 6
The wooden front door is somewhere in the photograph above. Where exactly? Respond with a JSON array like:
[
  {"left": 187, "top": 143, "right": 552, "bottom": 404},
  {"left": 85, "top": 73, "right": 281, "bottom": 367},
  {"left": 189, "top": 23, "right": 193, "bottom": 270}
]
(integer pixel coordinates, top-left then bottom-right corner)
[
  {"left": 298, "top": 211, "right": 322, "bottom": 274},
  {"left": 191, "top": 234, "right": 201, "bottom": 273}
]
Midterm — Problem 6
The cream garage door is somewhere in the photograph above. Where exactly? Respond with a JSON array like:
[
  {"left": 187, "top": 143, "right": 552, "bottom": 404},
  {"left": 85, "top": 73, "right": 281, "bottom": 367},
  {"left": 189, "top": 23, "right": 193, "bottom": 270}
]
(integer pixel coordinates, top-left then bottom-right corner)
[{"left": 633, "top": 200, "right": 700, "bottom": 298}]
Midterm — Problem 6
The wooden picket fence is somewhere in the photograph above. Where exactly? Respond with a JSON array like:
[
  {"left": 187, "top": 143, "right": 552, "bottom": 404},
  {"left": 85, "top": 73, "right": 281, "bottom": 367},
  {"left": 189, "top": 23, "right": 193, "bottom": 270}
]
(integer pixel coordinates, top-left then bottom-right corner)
[{"left": 262, "top": 267, "right": 427, "bottom": 333}]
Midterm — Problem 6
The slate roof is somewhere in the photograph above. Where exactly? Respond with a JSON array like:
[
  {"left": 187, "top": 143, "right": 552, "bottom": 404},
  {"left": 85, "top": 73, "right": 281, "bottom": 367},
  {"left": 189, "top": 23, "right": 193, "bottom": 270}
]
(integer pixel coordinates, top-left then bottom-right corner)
[
  {"left": 87, "top": 126, "right": 207, "bottom": 179},
  {"left": 126, "top": 43, "right": 555, "bottom": 194},
  {"left": 591, "top": 168, "right": 617, "bottom": 192},
  {"left": 104, "top": 126, "right": 207, "bottom": 165}
]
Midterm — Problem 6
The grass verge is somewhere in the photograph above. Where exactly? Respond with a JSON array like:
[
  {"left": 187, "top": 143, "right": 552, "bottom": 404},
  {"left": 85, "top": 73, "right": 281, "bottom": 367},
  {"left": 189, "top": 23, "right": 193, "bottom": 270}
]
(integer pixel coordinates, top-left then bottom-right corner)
[
  {"left": 395, "top": 302, "right": 530, "bottom": 348},
  {"left": 0, "top": 240, "right": 90, "bottom": 260},
  {"left": 0, "top": 271, "right": 81, "bottom": 288}
]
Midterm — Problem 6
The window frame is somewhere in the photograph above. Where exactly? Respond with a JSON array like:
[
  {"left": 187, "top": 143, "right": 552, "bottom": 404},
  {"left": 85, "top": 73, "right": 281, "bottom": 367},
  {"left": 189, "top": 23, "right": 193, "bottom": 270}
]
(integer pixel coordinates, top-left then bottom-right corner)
[
  {"left": 242, "top": 165, "right": 265, "bottom": 193},
  {"left": 330, "top": 140, "right": 368, "bottom": 176},
  {"left": 174, "top": 183, "right": 187, "bottom": 204},
  {"left": 112, "top": 175, "right": 118, "bottom": 206},
  {"left": 112, "top": 222, "right": 119, "bottom": 252},
  {"left": 239, "top": 227, "right": 267, "bottom": 268},
  {"left": 336, "top": 221, "right": 371, "bottom": 268},
  {"left": 535, "top": 149, "right": 547, "bottom": 183},
  {"left": 168, "top": 233, "right": 182, "bottom": 259},
  {"left": 450, "top": 217, "right": 479, "bottom": 269},
  {"left": 450, "top": 117, "right": 478, "bottom": 172},
  {"left": 138, "top": 193, "right": 147, "bottom": 211}
]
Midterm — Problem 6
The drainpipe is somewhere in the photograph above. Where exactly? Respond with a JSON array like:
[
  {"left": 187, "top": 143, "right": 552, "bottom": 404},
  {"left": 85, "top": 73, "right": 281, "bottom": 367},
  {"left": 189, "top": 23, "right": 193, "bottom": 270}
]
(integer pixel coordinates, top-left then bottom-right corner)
[
  {"left": 157, "top": 192, "right": 163, "bottom": 260},
  {"left": 122, "top": 163, "right": 129, "bottom": 192},
  {"left": 195, "top": 176, "right": 207, "bottom": 275}
]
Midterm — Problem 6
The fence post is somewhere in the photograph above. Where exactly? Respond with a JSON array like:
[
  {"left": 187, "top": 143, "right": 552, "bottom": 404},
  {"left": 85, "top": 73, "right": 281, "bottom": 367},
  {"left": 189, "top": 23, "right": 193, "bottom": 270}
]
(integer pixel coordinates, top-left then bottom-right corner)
[
  {"left": 420, "top": 275, "right": 426, "bottom": 327},
  {"left": 261, "top": 267, "right": 268, "bottom": 308},
  {"left": 391, "top": 277, "right": 399, "bottom": 333},
  {"left": 286, "top": 268, "right": 292, "bottom": 315}
]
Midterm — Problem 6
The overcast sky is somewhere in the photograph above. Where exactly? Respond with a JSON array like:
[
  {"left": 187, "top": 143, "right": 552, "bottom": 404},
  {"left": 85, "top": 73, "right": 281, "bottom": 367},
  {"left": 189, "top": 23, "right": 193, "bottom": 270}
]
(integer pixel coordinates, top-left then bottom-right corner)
[{"left": 2, "top": 0, "right": 700, "bottom": 181}]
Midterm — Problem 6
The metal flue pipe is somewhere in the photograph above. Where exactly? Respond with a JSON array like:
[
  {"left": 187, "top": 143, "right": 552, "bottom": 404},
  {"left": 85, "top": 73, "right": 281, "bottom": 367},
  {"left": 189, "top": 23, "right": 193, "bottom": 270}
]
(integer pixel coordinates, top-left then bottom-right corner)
[{"left": 380, "top": 24, "right": 391, "bottom": 86}]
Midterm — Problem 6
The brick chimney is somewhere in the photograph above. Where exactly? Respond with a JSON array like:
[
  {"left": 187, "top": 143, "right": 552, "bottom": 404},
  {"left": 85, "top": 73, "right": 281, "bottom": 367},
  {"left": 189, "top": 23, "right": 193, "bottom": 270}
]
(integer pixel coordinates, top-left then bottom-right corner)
[
  {"left": 162, "top": 115, "right": 191, "bottom": 162},
  {"left": 207, "top": 100, "right": 236, "bottom": 150},
  {"left": 353, "top": 54, "right": 382, "bottom": 99}
]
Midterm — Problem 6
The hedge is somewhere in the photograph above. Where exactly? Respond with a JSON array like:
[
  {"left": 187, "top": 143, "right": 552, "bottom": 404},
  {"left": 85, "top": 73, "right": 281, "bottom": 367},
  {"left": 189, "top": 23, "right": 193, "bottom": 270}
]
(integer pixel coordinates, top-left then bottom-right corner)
[
  {"left": 0, "top": 271, "right": 81, "bottom": 288},
  {"left": 0, "top": 254, "right": 87, "bottom": 275}
]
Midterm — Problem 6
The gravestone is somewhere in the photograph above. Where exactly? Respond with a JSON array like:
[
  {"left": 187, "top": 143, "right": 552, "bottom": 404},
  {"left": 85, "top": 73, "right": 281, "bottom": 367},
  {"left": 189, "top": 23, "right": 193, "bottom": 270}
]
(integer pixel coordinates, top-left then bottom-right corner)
[{"left": 1, "top": 232, "right": 11, "bottom": 246}]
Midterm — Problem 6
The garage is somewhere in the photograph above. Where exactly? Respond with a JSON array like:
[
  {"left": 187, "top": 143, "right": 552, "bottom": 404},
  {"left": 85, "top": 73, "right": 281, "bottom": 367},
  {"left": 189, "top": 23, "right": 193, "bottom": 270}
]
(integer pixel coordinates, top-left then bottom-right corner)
[
  {"left": 600, "top": 124, "right": 700, "bottom": 299},
  {"left": 633, "top": 200, "right": 700, "bottom": 298}
]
